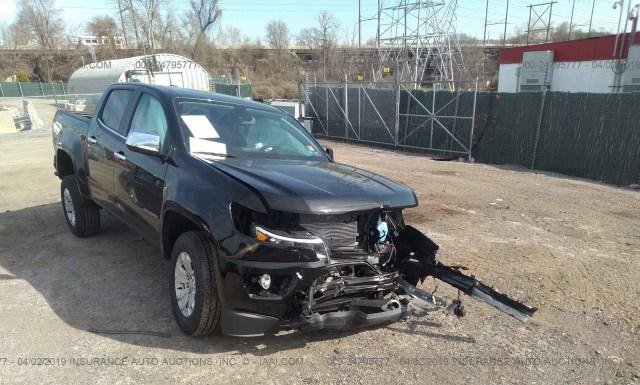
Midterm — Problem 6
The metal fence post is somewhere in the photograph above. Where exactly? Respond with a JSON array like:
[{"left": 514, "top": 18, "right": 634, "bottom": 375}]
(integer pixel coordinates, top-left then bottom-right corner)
[
  {"left": 430, "top": 86, "right": 436, "bottom": 149},
  {"left": 18, "top": 82, "right": 23, "bottom": 97},
  {"left": 358, "top": 85, "right": 361, "bottom": 139},
  {"left": 394, "top": 77, "right": 401, "bottom": 146},
  {"left": 325, "top": 85, "right": 329, "bottom": 135},
  {"left": 344, "top": 75, "right": 349, "bottom": 139},
  {"left": 39, "top": 82, "right": 44, "bottom": 96},
  {"left": 469, "top": 78, "right": 478, "bottom": 162},
  {"left": 62, "top": 83, "right": 66, "bottom": 97},
  {"left": 530, "top": 87, "right": 547, "bottom": 169},
  {"left": 0, "top": 83, "right": 4, "bottom": 97}
]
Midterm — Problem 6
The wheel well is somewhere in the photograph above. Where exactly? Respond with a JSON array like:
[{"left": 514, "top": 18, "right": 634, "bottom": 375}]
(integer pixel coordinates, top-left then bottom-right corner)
[
  {"left": 56, "top": 150, "right": 74, "bottom": 178},
  {"left": 162, "top": 211, "right": 204, "bottom": 259}
]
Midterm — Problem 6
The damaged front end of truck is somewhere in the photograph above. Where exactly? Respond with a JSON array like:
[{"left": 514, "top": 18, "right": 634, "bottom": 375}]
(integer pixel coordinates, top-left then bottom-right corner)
[{"left": 221, "top": 206, "right": 537, "bottom": 336}]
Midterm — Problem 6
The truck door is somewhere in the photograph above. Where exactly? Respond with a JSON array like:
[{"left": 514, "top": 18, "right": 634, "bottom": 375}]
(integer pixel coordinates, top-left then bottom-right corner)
[
  {"left": 86, "top": 89, "right": 136, "bottom": 216},
  {"left": 112, "top": 92, "right": 169, "bottom": 243}
]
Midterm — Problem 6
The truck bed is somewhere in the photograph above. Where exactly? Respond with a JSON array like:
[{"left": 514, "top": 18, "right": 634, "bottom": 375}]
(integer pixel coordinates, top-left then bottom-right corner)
[{"left": 52, "top": 109, "right": 92, "bottom": 149}]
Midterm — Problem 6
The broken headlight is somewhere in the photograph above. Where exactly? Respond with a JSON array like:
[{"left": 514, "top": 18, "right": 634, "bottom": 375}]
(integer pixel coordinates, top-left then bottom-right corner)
[{"left": 254, "top": 225, "right": 330, "bottom": 262}]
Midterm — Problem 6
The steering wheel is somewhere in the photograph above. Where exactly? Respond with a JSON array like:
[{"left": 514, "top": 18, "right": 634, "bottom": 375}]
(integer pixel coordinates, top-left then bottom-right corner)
[{"left": 259, "top": 144, "right": 280, "bottom": 152}]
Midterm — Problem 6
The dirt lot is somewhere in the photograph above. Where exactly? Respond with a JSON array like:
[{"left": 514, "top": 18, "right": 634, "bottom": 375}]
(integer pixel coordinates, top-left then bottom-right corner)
[{"left": 0, "top": 107, "right": 639, "bottom": 384}]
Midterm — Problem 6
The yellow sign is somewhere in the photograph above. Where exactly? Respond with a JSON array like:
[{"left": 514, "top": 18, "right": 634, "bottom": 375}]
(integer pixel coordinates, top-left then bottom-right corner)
[
  {"left": 239, "top": 75, "right": 247, "bottom": 81},
  {"left": 383, "top": 66, "right": 391, "bottom": 74},
  {"left": 356, "top": 74, "right": 364, "bottom": 81}
]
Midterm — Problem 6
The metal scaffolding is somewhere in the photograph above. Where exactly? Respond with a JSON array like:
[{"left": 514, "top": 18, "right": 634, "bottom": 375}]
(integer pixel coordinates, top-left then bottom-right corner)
[{"left": 373, "top": 0, "right": 469, "bottom": 85}]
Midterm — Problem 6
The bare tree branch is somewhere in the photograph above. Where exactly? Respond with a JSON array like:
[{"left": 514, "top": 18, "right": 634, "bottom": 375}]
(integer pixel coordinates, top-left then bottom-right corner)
[
  {"left": 265, "top": 20, "right": 289, "bottom": 50},
  {"left": 188, "top": 0, "right": 222, "bottom": 58}
]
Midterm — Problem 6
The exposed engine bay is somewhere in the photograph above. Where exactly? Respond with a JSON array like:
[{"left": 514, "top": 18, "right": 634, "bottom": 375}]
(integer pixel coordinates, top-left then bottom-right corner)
[{"left": 232, "top": 205, "right": 537, "bottom": 333}]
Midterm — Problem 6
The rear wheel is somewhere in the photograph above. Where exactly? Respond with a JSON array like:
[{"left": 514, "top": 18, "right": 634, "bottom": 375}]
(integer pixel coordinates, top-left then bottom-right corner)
[
  {"left": 61, "top": 175, "right": 100, "bottom": 237},
  {"left": 170, "top": 231, "right": 221, "bottom": 336}
]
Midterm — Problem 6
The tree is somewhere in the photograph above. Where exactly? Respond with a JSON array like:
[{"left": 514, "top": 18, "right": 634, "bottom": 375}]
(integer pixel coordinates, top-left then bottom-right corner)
[
  {"left": 86, "top": 16, "right": 119, "bottom": 47},
  {"left": 16, "top": 0, "right": 65, "bottom": 49},
  {"left": 130, "top": 0, "right": 162, "bottom": 51},
  {"left": 265, "top": 20, "right": 289, "bottom": 50},
  {"left": 216, "top": 25, "right": 248, "bottom": 47},
  {"left": 87, "top": 16, "right": 118, "bottom": 37},
  {"left": 316, "top": 11, "right": 339, "bottom": 80},
  {"left": 297, "top": 27, "right": 320, "bottom": 50},
  {"left": 154, "top": 10, "right": 178, "bottom": 50},
  {"left": 3, "top": 22, "right": 30, "bottom": 49},
  {"left": 186, "top": 0, "right": 222, "bottom": 58},
  {"left": 316, "top": 11, "right": 338, "bottom": 48},
  {"left": 118, "top": 0, "right": 142, "bottom": 48}
]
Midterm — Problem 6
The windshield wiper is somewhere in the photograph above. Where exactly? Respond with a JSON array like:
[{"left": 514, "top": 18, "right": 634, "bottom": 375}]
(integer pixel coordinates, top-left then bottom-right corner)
[{"left": 192, "top": 151, "right": 236, "bottom": 159}]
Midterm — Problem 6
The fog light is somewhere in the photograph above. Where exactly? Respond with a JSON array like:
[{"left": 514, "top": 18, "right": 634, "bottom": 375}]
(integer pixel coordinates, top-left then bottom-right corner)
[{"left": 258, "top": 274, "right": 271, "bottom": 290}]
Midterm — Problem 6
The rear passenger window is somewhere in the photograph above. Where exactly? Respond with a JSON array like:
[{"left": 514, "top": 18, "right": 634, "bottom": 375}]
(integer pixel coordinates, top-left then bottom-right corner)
[{"left": 101, "top": 90, "right": 134, "bottom": 135}]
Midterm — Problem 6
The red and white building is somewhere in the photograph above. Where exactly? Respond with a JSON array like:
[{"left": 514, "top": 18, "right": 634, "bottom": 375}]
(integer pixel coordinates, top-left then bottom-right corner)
[{"left": 498, "top": 33, "right": 640, "bottom": 93}]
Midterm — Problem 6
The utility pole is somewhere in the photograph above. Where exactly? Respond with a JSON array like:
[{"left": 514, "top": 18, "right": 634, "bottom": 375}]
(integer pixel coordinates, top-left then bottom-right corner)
[
  {"left": 358, "top": 0, "right": 361, "bottom": 48},
  {"left": 588, "top": 0, "right": 596, "bottom": 37},
  {"left": 503, "top": 0, "right": 510, "bottom": 45},
  {"left": 376, "top": 0, "right": 381, "bottom": 47},
  {"left": 526, "top": 6, "right": 532, "bottom": 45},
  {"left": 117, "top": 0, "right": 129, "bottom": 50},
  {"left": 546, "top": 2, "right": 554, "bottom": 41},
  {"left": 568, "top": 0, "right": 576, "bottom": 40},
  {"left": 322, "top": 38, "right": 327, "bottom": 81},
  {"left": 483, "top": 0, "right": 489, "bottom": 47},
  {"left": 484, "top": 0, "right": 510, "bottom": 46}
]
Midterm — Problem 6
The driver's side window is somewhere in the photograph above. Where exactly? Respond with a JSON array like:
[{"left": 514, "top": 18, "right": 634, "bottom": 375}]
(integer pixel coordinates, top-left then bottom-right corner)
[{"left": 129, "top": 94, "right": 168, "bottom": 151}]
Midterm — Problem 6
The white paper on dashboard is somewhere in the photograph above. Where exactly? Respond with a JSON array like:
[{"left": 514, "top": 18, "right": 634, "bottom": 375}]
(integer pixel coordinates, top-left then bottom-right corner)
[
  {"left": 189, "top": 137, "right": 227, "bottom": 156},
  {"left": 181, "top": 115, "right": 219, "bottom": 139}
]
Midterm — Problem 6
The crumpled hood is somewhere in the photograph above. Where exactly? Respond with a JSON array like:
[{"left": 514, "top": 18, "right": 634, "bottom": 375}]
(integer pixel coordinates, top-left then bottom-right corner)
[{"left": 209, "top": 158, "right": 417, "bottom": 214}]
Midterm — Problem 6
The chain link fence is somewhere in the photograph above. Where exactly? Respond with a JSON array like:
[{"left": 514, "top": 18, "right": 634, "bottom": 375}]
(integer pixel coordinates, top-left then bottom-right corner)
[
  {"left": 302, "top": 80, "right": 479, "bottom": 159},
  {"left": 209, "top": 80, "right": 252, "bottom": 98},
  {"left": 0, "top": 80, "right": 251, "bottom": 99},
  {"left": 0, "top": 82, "right": 66, "bottom": 98}
]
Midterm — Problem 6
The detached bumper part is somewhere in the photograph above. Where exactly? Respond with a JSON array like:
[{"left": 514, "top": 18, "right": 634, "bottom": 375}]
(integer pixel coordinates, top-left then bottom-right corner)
[
  {"left": 220, "top": 308, "right": 281, "bottom": 337},
  {"left": 431, "top": 264, "right": 537, "bottom": 322},
  {"left": 299, "top": 304, "right": 409, "bottom": 332}
]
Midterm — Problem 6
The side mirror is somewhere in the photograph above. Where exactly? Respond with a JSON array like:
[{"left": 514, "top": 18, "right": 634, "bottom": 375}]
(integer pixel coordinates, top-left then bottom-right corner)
[
  {"left": 126, "top": 131, "right": 160, "bottom": 155},
  {"left": 325, "top": 146, "right": 334, "bottom": 160}
]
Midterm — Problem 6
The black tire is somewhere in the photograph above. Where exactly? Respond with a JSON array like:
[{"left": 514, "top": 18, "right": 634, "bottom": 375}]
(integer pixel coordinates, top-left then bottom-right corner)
[
  {"left": 170, "top": 231, "right": 221, "bottom": 336},
  {"left": 61, "top": 175, "right": 100, "bottom": 237}
]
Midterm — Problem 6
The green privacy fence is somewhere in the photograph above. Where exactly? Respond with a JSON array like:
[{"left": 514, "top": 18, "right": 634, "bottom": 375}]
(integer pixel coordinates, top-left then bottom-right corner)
[
  {"left": 474, "top": 92, "right": 640, "bottom": 186},
  {"left": 209, "top": 81, "right": 252, "bottom": 98},
  {"left": 0, "top": 81, "right": 252, "bottom": 99},
  {"left": 0, "top": 82, "right": 66, "bottom": 97},
  {"left": 306, "top": 82, "right": 640, "bottom": 186}
]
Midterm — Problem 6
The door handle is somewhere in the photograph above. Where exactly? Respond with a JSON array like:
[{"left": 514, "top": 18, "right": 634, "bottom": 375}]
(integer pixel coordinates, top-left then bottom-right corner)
[
  {"left": 87, "top": 136, "right": 97, "bottom": 144},
  {"left": 114, "top": 151, "right": 127, "bottom": 161}
]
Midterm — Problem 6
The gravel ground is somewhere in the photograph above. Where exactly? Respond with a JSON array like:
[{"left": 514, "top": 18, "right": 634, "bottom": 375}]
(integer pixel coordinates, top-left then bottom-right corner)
[{"left": 0, "top": 103, "right": 638, "bottom": 385}]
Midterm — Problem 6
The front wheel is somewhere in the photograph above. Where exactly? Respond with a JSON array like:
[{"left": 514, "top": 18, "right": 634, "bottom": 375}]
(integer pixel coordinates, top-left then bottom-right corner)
[
  {"left": 61, "top": 175, "right": 100, "bottom": 237},
  {"left": 170, "top": 231, "right": 221, "bottom": 336}
]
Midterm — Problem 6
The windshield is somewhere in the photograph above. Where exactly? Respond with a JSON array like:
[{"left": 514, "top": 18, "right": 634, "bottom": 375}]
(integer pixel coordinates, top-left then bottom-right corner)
[{"left": 176, "top": 99, "right": 325, "bottom": 161}]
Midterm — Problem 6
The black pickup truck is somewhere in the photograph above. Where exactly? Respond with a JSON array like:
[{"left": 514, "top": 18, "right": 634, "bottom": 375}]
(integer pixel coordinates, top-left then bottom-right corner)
[{"left": 52, "top": 83, "right": 535, "bottom": 337}]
